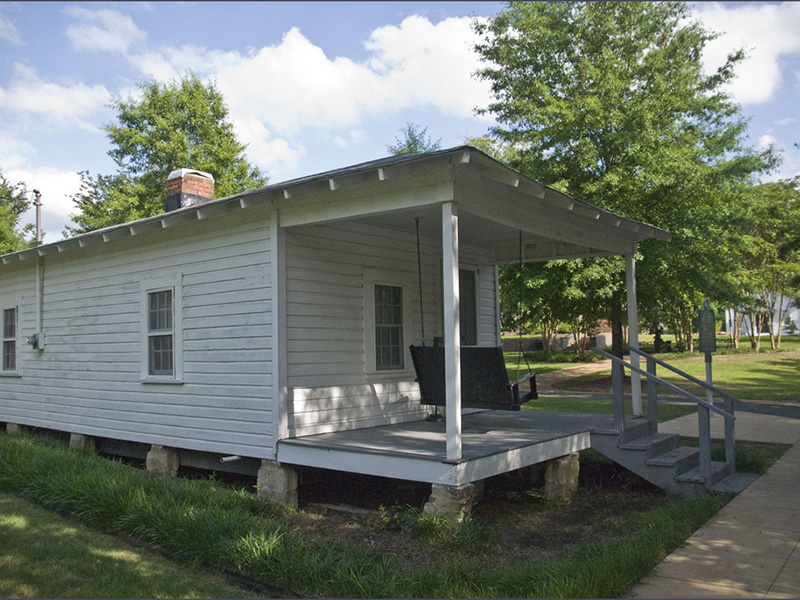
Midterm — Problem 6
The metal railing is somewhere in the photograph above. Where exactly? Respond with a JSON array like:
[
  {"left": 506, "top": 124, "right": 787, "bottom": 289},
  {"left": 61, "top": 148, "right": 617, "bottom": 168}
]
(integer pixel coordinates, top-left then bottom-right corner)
[{"left": 591, "top": 347, "right": 744, "bottom": 487}]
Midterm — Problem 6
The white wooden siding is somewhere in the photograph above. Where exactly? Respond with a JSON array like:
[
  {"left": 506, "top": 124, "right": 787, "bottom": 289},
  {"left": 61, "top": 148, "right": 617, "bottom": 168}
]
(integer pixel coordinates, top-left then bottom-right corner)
[
  {"left": 285, "top": 219, "right": 500, "bottom": 437},
  {"left": 0, "top": 208, "right": 276, "bottom": 458}
]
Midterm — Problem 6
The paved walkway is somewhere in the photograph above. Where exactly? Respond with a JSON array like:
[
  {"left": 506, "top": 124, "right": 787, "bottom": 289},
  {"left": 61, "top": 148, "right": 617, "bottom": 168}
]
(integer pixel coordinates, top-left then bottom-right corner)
[{"left": 628, "top": 411, "right": 800, "bottom": 599}]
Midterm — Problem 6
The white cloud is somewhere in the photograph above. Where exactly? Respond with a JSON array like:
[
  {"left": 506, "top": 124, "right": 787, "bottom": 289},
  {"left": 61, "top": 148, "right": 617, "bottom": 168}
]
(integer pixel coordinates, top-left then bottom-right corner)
[
  {"left": 116, "top": 16, "right": 492, "bottom": 175},
  {"left": 10, "top": 167, "right": 83, "bottom": 240},
  {"left": 0, "top": 132, "right": 35, "bottom": 170},
  {"left": 694, "top": 2, "right": 800, "bottom": 105},
  {"left": 0, "top": 64, "right": 109, "bottom": 130},
  {"left": 0, "top": 11, "right": 22, "bottom": 45},
  {"left": 63, "top": 5, "right": 146, "bottom": 54},
  {"left": 759, "top": 134, "right": 779, "bottom": 149},
  {"left": 365, "top": 15, "right": 492, "bottom": 118}
]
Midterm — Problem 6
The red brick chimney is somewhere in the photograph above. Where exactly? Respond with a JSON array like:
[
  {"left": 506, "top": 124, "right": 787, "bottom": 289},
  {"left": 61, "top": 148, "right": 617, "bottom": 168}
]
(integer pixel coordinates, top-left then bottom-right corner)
[{"left": 166, "top": 169, "right": 215, "bottom": 212}]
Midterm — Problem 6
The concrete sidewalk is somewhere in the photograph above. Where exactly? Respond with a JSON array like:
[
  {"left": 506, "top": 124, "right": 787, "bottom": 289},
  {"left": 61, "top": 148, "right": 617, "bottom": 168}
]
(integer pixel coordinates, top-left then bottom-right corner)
[{"left": 628, "top": 411, "right": 800, "bottom": 599}]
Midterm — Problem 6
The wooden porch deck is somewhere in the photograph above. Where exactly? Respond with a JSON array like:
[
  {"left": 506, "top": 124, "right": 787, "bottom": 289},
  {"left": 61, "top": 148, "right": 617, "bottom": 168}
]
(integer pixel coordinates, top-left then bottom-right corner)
[{"left": 278, "top": 410, "right": 627, "bottom": 487}]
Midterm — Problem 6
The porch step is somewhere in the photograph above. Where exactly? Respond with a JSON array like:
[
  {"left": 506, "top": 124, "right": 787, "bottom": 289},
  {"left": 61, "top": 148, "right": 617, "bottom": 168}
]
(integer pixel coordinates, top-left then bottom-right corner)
[
  {"left": 676, "top": 461, "right": 733, "bottom": 486},
  {"left": 646, "top": 446, "right": 700, "bottom": 475},
  {"left": 620, "top": 432, "right": 680, "bottom": 459}
]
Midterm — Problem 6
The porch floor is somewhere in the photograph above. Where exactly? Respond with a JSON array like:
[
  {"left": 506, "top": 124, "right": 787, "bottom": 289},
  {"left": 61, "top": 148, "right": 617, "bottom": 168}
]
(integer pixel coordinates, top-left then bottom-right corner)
[{"left": 278, "top": 410, "right": 630, "bottom": 487}]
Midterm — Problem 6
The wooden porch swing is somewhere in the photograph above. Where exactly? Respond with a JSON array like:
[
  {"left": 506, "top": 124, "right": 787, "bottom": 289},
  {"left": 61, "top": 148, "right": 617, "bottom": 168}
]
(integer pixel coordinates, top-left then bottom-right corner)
[{"left": 408, "top": 222, "right": 537, "bottom": 412}]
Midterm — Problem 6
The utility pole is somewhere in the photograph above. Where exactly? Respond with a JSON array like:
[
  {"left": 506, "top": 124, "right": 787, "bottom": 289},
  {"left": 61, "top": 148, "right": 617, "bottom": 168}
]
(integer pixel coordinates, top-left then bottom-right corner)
[{"left": 33, "top": 189, "right": 41, "bottom": 246}]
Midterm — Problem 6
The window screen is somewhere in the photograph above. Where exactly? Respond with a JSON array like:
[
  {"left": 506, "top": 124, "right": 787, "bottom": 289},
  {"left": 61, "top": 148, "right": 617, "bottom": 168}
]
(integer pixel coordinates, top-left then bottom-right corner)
[
  {"left": 148, "top": 290, "right": 173, "bottom": 376},
  {"left": 2, "top": 308, "right": 16, "bottom": 372},
  {"left": 374, "top": 284, "right": 404, "bottom": 370}
]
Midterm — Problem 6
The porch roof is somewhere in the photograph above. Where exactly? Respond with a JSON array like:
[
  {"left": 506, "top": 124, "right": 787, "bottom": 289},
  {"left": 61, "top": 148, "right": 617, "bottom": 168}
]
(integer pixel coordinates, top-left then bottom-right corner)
[{"left": 1, "top": 145, "right": 670, "bottom": 268}]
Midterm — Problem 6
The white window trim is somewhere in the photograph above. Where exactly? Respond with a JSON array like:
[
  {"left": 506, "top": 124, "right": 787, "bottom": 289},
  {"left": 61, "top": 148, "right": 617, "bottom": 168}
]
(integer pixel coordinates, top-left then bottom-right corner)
[
  {"left": 363, "top": 268, "right": 413, "bottom": 379},
  {"left": 1, "top": 297, "right": 21, "bottom": 377},
  {"left": 140, "top": 276, "right": 183, "bottom": 384}
]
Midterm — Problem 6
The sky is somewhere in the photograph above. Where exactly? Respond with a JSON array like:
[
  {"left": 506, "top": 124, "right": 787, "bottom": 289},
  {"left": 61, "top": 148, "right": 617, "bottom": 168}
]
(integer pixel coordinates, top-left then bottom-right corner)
[{"left": 1, "top": 1, "right": 799, "bottom": 243}]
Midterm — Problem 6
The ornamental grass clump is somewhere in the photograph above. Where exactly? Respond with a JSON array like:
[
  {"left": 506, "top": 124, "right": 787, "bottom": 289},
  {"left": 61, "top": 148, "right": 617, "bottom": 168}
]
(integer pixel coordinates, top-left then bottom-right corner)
[{"left": 0, "top": 430, "right": 739, "bottom": 598}]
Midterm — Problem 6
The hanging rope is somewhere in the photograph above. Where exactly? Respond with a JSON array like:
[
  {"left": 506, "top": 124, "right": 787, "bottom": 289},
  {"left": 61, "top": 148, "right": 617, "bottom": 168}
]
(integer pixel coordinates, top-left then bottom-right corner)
[
  {"left": 517, "top": 230, "right": 533, "bottom": 375},
  {"left": 415, "top": 217, "right": 426, "bottom": 346}
]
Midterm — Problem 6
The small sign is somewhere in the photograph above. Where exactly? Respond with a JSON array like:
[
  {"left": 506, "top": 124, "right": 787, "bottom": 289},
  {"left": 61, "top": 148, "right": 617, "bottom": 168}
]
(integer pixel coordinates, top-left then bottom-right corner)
[{"left": 697, "top": 299, "right": 716, "bottom": 354}]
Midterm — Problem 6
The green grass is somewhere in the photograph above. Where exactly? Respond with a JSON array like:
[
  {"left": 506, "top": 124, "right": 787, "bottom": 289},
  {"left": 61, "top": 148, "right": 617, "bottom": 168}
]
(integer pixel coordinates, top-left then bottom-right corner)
[
  {"left": 0, "top": 430, "right": 750, "bottom": 598},
  {"left": 0, "top": 492, "right": 259, "bottom": 599},
  {"left": 522, "top": 396, "right": 697, "bottom": 422},
  {"left": 555, "top": 351, "right": 800, "bottom": 403},
  {"left": 504, "top": 348, "right": 603, "bottom": 379}
]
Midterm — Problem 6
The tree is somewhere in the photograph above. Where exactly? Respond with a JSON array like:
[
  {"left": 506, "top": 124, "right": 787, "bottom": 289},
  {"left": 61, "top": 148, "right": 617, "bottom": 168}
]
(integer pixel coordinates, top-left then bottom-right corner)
[
  {"left": 0, "top": 170, "right": 30, "bottom": 254},
  {"left": 474, "top": 1, "right": 775, "bottom": 352},
  {"left": 387, "top": 123, "right": 442, "bottom": 155},
  {"left": 68, "top": 72, "right": 266, "bottom": 234},
  {"left": 735, "top": 177, "right": 800, "bottom": 349}
]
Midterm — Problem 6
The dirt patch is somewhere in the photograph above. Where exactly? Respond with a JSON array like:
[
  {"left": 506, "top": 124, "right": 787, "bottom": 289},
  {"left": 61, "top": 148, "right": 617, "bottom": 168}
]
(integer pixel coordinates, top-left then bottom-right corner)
[{"left": 286, "top": 455, "right": 663, "bottom": 568}]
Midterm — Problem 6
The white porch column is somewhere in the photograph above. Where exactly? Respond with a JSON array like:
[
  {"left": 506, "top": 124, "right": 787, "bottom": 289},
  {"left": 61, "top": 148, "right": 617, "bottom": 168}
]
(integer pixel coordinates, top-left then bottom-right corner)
[
  {"left": 442, "top": 202, "right": 462, "bottom": 461},
  {"left": 625, "top": 253, "right": 643, "bottom": 416}
]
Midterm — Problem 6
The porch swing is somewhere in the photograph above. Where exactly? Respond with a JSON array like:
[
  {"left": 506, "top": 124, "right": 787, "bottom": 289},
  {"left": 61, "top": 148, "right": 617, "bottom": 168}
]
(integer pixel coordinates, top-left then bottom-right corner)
[{"left": 408, "top": 222, "right": 537, "bottom": 412}]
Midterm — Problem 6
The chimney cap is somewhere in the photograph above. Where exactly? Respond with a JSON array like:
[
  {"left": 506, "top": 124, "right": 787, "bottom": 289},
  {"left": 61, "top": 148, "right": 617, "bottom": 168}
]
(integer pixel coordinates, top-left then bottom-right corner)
[{"left": 167, "top": 168, "right": 214, "bottom": 182}]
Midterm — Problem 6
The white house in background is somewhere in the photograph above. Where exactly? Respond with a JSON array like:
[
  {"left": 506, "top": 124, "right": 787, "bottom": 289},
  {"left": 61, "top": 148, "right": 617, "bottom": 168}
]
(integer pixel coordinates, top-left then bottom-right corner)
[
  {"left": 0, "top": 147, "right": 670, "bottom": 513},
  {"left": 723, "top": 296, "right": 800, "bottom": 337}
]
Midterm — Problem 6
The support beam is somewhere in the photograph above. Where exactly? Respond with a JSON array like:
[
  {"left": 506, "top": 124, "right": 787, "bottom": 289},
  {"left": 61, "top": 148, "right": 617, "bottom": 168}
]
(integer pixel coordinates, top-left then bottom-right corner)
[
  {"left": 271, "top": 210, "right": 289, "bottom": 448},
  {"left": 626, "top": 253, "right": 642, "bottom": 416},
  {"left": 442, "top": 202, "right": 462, "bottom": 461}
]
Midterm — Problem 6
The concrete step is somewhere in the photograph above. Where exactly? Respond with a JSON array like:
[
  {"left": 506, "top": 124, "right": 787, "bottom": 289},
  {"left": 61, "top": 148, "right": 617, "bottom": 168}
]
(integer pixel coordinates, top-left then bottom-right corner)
[
  {"left": 620, "top": 432, "right": 680, "bottom": 459},
  {"left": 710, "top": 472, "right": 760, "bottom": 494},
  {"left": 675, "top": 461, "right": 732, "bottom": 486},
  {"left": 646, "top": 446, "right": 700, "bottom": 476}
]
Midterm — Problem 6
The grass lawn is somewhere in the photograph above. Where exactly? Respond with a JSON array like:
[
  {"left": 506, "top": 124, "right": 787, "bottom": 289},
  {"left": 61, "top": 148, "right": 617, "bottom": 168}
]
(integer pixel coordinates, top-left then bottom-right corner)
[
  {"left": 0, "top": 492, "right": 259, "bottom": 599},
  {"left": 552, "top": 350, "right": 800, "bottom": 403},
  {"left": 522, "top": 396, "right": 697, "bottom": 422}
]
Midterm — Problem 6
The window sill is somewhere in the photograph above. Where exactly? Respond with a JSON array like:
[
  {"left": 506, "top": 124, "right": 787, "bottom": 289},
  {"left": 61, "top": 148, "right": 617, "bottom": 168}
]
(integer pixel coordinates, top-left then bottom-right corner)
[
  {"left": 140, "top": 377, "right": 184, "bottom": 385},
  {"left": 0, "top": 372, "right": 21, "bottom": 378}
]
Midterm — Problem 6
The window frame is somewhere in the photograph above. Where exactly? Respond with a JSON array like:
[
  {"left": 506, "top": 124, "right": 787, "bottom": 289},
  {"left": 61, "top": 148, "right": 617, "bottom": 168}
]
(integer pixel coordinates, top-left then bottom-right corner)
[
  {"left": 140, "top": 278, "right": 183, "bottom": 384},
  {"left": 1, "top": 300, "right": 20, "bottom": 376},
  {"left": 363, "top": 269, "right": 413, "bottom": 378}
]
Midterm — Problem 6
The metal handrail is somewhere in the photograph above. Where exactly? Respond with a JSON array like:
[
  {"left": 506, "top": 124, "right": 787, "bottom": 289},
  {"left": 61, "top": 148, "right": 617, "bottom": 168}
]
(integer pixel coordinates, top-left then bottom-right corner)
[
  {"left": 628, "top": 347, "right": 759, "bottom": 413},
  {"left": 591, "top": 348, "right": 734, "bottom": 421}
]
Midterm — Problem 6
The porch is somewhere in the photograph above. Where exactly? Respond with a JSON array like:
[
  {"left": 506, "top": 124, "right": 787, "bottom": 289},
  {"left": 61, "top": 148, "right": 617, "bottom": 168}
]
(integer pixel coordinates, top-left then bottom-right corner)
[{"left": 277, "top": 409, "right": 625, "bottom": 486}]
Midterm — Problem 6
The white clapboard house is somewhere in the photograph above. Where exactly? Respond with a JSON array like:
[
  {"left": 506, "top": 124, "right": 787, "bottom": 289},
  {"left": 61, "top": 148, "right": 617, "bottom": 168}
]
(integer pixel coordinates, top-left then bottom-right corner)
[{"left": 0, "top": 147, "right": 672, "bottom": 513}]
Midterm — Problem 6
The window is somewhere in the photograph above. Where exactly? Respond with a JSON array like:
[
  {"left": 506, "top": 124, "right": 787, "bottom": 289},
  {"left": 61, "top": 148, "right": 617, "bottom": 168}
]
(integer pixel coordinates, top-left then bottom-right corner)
[
  {"left": 459, "top": 269, "right": 477, "bottom": 346},
  {"left": 374, "top": 284, "right": 404, "bottom": 370},
  {"left": 364, "top": 270, "right": 411, "bottom": 376},
  {"left": 148, "top": 290, "right": 173, "bottom": 376},
  {"left": 141, "top": 278, "right": 182, "bottom": 383},
  {"left": 2, "top": 307, "right": 17, "bottom": 372}
]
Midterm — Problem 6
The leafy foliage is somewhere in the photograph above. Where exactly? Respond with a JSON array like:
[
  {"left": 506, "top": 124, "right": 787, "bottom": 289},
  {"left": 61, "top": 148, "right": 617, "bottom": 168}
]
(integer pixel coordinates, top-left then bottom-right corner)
[
  {"left": 68, "top": 72, "right": 266, "bottom": 234},
  {"left": 387, "top": 122, "right": 442, "bottom": 155},
  {"left": 0, "top": 170, "right": 31, "bottom": 254},
  {"left": 473, "top": 2, "right": 776, "bottom": 350}
]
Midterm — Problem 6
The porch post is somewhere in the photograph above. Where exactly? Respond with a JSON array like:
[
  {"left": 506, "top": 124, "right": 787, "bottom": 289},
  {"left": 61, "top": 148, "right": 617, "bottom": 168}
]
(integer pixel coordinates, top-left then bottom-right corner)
[
  {"left": 625, "top": 252, "right": 643, "bottom": 416},
  {"left": 442, "top": 202, "right": 462, "bottom": 461}
]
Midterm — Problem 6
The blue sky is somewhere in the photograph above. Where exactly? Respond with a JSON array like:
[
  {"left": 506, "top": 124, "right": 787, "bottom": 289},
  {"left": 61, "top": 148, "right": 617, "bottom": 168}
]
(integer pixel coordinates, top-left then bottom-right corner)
[{"left": 1, "top": 1, "right": 798, "bottom": 241}]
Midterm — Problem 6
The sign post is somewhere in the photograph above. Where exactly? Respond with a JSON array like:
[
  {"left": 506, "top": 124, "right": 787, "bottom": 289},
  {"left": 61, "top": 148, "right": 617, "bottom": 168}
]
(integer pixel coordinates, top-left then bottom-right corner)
[{"left": 697, "top": 299, "right": 717, "bottom": 483}]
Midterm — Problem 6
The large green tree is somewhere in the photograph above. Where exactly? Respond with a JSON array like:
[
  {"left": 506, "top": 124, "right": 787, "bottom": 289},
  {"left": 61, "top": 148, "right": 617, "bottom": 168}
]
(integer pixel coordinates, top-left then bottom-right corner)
[
  {"left": 0, "top": 170, "right": 30, "bottom": 254},
  {"left": 474, "top": 1, "right": 775, "bottom": 352},
  {"left": 68, "top": 72, "right": 266, "bottom": 234},
  {"left": 734, "top": 178, "right": 800, "bottom": 350}
]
